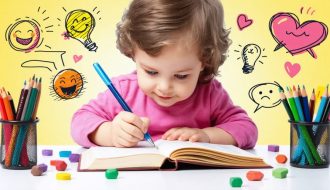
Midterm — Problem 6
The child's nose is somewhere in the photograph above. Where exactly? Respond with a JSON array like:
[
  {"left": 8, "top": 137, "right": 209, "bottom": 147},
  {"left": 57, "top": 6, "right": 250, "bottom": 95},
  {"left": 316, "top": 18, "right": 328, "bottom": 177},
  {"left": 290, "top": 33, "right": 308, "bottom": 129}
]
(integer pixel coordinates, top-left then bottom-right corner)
[{"left": 157, "top": 79, "right": 172, "bottom": 93}]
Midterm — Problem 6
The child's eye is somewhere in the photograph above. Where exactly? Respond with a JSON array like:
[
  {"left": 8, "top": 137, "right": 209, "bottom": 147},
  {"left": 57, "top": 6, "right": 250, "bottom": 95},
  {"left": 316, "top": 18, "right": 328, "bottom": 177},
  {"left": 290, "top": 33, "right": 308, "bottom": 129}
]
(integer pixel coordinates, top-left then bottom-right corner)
[
  {"left": 174, "top": 74, "right": 188, "bottom": 79},
  {"left": 145, "top": 70, "right": 158, "bottom": 76}
]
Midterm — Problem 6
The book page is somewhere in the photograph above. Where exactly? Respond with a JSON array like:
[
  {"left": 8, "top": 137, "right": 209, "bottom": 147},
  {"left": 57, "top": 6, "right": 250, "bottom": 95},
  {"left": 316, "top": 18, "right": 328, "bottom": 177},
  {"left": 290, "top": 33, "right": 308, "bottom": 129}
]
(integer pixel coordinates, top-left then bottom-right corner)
[
  {"left": 91, "top": 141, "right": 160, "bottom": 159},
  {"left": 155, "top": 140, "right": 259, "bottom": 158}
]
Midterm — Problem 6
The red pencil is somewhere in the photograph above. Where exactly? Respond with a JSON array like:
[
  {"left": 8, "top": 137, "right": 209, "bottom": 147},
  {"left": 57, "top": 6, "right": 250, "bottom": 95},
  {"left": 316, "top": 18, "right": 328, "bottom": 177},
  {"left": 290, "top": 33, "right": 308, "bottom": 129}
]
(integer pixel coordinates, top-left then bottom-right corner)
[{"left": 310, "top": 89, "right": 315, "bottom": 120}]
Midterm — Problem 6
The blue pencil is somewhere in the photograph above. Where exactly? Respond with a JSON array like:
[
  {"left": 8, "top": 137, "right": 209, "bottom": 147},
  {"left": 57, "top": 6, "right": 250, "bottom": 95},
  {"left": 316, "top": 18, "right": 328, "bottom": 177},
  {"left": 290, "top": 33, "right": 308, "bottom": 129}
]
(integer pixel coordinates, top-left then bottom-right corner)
[
  {"left": 93, "top": 63, "right": 155, "bottom": 147},
  {"left": 312, "top": 85, "right": 328, "bottom": 134}
]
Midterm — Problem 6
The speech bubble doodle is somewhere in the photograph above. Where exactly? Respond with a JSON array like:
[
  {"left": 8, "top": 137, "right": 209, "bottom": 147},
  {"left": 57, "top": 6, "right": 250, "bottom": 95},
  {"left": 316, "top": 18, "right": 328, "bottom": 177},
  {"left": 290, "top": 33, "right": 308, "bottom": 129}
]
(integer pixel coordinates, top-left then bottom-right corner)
[
  {"left": 248, "top": 82, "right": 282, "bottom": 113},
  {"left": 269, "top": 12, "right": 328, "bottom": 59},
  {"left": 237, "top": 14, "right": 253, "bottom": 31},
  {"left": 284, "top": 61, "right": 301, "bottom": 78}
]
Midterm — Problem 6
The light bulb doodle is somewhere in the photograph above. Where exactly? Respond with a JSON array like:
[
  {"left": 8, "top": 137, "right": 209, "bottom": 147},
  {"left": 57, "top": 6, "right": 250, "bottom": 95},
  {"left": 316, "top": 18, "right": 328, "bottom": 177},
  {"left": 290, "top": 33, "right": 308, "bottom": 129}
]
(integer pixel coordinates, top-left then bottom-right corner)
[
  {"left": 234, "top": 43, "right": 267, "bottom": 74},
  {"left": 50, "top": 68, "right": 86, "bottom": 100},
  {"left": 242, "top": 44, "right": 261, "bottom": 74},
  {"left": 65, "top": 9, "right": 98, "bottom": 52},
  {"left": 248, "top": 82, "right": 282, "bottom": 113}
]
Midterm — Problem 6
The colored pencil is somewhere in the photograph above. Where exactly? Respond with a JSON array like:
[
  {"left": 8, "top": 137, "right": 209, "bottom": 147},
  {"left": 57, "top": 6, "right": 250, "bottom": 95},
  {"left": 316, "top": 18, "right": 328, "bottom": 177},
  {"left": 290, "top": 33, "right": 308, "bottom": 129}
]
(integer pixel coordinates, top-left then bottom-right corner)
[
  {"left": 12, "top": 79, "right": 39, "bottom": 166},
  {"left": 5, "top": 81, "right": 29, "bottom": 167},
  {"left": 286, "top": 88, "right": 314, "bottom": 165},
  {"left": 312, "top": 85, "right": 328, "bottom": 134},
  {"left": 7, "top": 92, "right": 16, "bottom": 119},
  {"left": 313, "top": 95, "right": 330, "bottom": 146},
  {"left": 309, "top": 89, "right": 315, "bottom": 120},
  {"left": 0, "top": 88, "right": 11, "bottom": 153}
]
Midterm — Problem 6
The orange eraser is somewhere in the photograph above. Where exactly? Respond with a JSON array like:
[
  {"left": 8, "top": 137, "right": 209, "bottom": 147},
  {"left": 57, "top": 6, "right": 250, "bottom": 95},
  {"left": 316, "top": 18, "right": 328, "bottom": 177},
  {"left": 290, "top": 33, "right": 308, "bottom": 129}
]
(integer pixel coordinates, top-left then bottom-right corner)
[
  {"left": 276, "top": 154, "right": 288, "bottom": 164},
  {"left": 50, "top": 160, "right": 61, "bottom": 166},
  {"left": 246, "top": 171, "right": 264, "bottom": 181}
]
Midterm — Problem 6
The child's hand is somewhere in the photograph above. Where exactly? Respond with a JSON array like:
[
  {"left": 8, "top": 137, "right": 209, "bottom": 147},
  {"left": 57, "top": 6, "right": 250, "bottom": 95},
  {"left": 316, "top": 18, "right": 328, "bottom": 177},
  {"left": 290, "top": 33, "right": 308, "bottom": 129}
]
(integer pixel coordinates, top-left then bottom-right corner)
[
  {"left": 111, "top": 111, "right": 150, "bottom": 147},
  {"left": 161, "top": 127, "right": 210, "bottom": 143}
]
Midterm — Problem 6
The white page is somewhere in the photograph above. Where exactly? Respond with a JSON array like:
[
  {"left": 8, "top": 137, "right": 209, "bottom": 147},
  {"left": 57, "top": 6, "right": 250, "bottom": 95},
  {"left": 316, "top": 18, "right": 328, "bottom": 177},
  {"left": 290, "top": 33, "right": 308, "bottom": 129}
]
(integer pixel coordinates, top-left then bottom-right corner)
[
  {"left": 91, "top": 141, "right": 160, "bottom": 159},
  {"left": 155, "top": 140, "right": 259, "bottom": 158}
]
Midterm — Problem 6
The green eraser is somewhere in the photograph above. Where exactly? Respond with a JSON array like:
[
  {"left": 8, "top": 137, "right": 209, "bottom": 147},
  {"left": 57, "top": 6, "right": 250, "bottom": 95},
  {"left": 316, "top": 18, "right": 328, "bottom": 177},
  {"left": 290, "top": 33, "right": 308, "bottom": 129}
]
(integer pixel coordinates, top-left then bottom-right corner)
[
  {"left": 230, "top": 177, "right": 243, "bottom": 187},
  {"left": 105, "top": 168, "right": 119, "bottom": 179},
  {"left": 272, "top": 167, "right": 288, "bottom": 179}
]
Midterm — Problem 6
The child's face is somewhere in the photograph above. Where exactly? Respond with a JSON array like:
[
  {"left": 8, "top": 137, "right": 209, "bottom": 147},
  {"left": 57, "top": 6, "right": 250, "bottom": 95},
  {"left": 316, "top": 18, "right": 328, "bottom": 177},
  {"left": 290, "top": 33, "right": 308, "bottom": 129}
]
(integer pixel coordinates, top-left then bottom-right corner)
[{"left": 134, "top": 42, "right": 203, "bottom": 107}]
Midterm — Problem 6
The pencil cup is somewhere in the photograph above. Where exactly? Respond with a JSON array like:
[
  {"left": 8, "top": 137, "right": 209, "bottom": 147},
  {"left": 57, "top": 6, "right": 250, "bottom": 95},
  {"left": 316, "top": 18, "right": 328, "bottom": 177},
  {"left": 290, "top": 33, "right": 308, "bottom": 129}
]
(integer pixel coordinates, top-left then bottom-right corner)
[
  {"left": 0, "top": 119, "right": 39, "bottom": 170},
  {"left": 290, "top": 120, "right": 330, "bottom": 168}
]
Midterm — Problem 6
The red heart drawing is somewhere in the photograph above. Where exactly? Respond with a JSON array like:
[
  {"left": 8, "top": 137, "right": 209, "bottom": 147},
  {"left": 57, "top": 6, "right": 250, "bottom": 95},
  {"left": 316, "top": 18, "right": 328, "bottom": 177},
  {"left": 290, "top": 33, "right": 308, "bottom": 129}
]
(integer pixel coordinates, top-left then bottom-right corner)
[
  {"left": 237, "top": 14, "right": 253, "bottom": 30},
  {"left": 284, "top": 61, "right": 301, "bottom": 78},
  {"left": 73, "top": 55, "right": 83, "bottom": 63},
  {"left": 270, "top": 12, "right": 328, "bottom": 58}
]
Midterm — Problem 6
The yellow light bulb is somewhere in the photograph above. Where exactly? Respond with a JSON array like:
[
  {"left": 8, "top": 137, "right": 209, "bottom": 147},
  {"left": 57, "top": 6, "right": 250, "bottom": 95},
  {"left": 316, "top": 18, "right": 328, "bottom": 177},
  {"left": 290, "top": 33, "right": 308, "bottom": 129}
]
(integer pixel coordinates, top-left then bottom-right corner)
[{"left": 65, "top": 9, "right": 98, "bottom": 51}]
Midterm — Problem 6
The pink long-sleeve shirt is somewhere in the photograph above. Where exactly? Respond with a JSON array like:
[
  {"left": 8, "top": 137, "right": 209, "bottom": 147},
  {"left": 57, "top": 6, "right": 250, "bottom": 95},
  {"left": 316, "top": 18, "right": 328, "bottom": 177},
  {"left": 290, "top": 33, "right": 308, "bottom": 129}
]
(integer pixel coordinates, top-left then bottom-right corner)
[{"left": 71, "top": 72, "right": 258, "bottom": 149}]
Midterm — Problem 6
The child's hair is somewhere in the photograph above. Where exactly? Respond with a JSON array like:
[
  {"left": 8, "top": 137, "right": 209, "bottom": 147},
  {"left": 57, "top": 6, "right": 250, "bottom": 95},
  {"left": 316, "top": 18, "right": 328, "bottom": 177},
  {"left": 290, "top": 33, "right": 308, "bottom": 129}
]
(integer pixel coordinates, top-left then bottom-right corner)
[{"left": 116, "top": 0, "right": 231, "bottom": 82}]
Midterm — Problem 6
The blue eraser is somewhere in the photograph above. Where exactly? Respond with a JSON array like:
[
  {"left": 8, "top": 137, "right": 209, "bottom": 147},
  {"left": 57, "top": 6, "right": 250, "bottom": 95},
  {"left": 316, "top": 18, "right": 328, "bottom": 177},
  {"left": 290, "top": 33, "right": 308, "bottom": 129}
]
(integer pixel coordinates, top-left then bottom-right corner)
[{"left": 59, "top": 151, "right": 72, "bottom": 158}]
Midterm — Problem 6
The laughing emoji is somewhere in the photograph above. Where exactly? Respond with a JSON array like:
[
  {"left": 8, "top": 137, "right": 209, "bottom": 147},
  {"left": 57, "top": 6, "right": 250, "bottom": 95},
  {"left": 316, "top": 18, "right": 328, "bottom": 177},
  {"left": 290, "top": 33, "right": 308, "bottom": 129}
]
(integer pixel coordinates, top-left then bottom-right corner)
[
  {"left": 7, "top": 20, "right": 41, "bottom": 52},
  {"left": 53, "top": 69, "right": 83, "bottom": 99}
]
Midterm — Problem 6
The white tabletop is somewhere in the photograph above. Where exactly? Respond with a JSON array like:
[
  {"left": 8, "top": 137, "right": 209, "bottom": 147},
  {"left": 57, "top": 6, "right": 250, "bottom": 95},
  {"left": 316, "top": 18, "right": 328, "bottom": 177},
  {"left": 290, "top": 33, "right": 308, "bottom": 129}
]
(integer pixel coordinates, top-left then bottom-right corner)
[{"left": 0, "top": 145, "right": 329, "bottom": 190}]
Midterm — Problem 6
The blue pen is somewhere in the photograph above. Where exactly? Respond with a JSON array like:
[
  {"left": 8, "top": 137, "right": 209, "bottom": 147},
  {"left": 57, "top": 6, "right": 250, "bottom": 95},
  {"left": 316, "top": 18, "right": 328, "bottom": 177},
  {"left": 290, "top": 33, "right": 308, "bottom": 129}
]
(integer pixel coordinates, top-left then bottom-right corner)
[{"left": 93, "top": 63, "right": 155, "bottom": 147}]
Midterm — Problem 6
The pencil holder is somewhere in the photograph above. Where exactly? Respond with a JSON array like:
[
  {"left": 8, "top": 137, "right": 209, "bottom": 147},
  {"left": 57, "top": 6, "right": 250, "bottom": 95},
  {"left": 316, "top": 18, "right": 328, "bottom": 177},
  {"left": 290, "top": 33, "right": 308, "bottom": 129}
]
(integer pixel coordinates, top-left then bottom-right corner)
[
  {"left": 0, "top": 119, "right": 39, "bottom": 170},
  {"left": 290, "top": 120, "right": 330, "bottom": 168}
]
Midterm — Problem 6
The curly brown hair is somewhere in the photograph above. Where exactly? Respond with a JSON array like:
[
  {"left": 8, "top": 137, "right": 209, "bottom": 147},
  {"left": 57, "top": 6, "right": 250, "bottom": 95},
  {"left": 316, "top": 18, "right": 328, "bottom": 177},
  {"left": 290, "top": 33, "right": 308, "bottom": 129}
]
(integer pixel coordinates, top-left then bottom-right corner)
[{"left": 116, "top": 0, "right": 231, "bottom": 82}]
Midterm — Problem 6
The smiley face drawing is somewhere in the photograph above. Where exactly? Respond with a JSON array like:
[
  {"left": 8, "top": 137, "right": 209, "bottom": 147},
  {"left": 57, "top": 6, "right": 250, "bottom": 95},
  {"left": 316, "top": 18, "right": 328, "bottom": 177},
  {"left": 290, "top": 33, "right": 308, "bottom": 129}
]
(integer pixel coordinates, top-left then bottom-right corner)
[
  {"left": 52, "top": 69, "right": 84, "bottom": 99},
  {"left": 7, "top": 20, "right": 41, "bottom": 52},
  {"left": 248, "top": 82, "right": 282, "bottom": 113}
]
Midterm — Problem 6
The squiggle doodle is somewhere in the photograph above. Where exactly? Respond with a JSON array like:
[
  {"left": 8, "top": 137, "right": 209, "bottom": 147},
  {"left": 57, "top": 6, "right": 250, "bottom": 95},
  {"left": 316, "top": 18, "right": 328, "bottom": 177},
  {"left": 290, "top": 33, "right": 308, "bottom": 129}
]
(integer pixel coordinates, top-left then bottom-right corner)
[{"left": 269, "top": 12, "right": 328, "bottom": 59}]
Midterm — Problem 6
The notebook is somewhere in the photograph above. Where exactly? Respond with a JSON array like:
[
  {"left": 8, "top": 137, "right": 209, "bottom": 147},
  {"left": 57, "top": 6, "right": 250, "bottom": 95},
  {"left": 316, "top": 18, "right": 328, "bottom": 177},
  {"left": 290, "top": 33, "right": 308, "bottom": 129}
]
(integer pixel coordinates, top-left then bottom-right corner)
[{"left": 78, "top": 140, "right": 271, "bottom": 171}]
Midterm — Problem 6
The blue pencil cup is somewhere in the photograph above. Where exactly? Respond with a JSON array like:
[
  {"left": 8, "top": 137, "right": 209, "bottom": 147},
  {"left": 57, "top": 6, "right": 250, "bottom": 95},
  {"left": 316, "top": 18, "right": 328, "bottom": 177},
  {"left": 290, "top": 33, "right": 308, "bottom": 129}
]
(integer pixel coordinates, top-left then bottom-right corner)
[
  {"left": 0, "top": 119, "right": 39, "bottom": 170},
  {"left": 290, "top": 120, "right": 330, "bottom": 168}
]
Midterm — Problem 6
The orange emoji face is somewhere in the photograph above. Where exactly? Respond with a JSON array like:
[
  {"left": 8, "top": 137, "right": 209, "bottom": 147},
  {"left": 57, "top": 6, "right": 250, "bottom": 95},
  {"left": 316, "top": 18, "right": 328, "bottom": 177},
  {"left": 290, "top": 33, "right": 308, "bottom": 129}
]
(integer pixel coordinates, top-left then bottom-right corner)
[{"left": 53, "top": 69, "right": 83, "bottom": 99}]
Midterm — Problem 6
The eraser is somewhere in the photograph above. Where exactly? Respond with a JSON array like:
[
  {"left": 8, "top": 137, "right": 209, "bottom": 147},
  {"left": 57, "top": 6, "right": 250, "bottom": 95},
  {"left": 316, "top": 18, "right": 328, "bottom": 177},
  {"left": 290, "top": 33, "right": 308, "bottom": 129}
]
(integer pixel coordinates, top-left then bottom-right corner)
[
  {"left": 42, "top": 149, "right": 53, "bottom": 156},
  {"left": 59, "top": 150, "right": 72, "bottom": 158},
  {"left": 38, "top": 163, "right": 48, "bottom": 173},
  {"left": 229, "top": 177, "right": 243, "bottom": 187},
  {"left": 56, "top": 161, "right": 67, "bottom": 171},
  {"left": 69, "top": 154, "right": 80, "bottom": 163},
  {"left": 276, "top": 154, "right": 288, "bottom": 164},
  {"left": 105, "top": 168, "right": 119, "bottom": 179},
  {"left": 268, "top": 145, "right": 279, "bottom": 152},
  {"left": 246, "top": 171, "right": 264, "bottom": 181},
  {"left": 50, "top": 160, "right": 61, "bottom": 166},
  {"left": 272, "top": 168, "right": 288, "bottom": 179},
  {"left": 56, "top": 172, "right": 71, "bottom": 180},
  {"left": 31, "top": 165, "right": 43, "bottom": 176}
]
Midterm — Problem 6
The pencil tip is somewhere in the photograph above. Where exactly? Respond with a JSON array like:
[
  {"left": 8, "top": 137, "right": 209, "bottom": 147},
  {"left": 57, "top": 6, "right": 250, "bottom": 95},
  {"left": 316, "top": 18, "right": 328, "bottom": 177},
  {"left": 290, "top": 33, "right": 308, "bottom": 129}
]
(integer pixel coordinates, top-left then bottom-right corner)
[
  {"left": 293, "top": 85, "right": 296, "bottom": 91},
  {"left": 32, "top": 74, "right": 35, "bottom": 79}
]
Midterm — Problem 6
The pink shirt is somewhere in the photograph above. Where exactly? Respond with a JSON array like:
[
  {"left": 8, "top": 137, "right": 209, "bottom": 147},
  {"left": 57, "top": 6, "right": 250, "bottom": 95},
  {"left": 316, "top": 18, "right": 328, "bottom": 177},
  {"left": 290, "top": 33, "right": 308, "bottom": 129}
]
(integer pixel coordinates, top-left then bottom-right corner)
[{"left": 71, "top": 72, "right": 258, "bottom": 149}]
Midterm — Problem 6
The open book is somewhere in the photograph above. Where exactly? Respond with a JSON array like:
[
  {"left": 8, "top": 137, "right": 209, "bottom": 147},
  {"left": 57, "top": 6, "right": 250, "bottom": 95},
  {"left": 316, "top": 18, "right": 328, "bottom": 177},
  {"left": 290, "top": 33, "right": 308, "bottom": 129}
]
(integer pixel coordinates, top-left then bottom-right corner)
[{"left": 78, "top": 140, "right": 271, "bottom": 171}]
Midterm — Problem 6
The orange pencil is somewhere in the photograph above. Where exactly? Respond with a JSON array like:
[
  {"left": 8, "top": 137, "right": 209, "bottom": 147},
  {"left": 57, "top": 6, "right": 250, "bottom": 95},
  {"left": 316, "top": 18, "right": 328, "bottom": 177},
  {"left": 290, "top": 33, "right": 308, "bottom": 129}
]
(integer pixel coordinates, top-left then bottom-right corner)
[{"left": 1, "top": 88, "right": 15, "bottom": 167}]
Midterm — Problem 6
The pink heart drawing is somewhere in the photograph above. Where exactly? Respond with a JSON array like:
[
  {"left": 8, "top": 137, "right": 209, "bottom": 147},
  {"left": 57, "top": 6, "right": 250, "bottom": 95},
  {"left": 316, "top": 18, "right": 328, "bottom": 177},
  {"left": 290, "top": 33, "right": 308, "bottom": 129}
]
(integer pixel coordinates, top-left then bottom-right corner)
[
  {"left": 237, "top": 14, "right": 253, "bottom": 30},
  {"left": 270, "top": 12, "right": 328, "bottom": 59},
  {"left": 73, "top": 55, "right": 83, "bottom": 63},
  {"left": 284, "top": 61, "right": 301, "bottom": 78}
]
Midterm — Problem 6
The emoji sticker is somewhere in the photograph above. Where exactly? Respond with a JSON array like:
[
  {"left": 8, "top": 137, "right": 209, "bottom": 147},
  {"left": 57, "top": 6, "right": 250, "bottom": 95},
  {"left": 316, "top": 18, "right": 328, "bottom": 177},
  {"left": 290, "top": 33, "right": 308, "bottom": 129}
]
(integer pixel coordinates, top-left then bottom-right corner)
[
  {"left": 52, "top": 69, "right": 85, "bottom": 100},
  {"left": 249, "top": 82, "right": 282, "bottom": 113}
]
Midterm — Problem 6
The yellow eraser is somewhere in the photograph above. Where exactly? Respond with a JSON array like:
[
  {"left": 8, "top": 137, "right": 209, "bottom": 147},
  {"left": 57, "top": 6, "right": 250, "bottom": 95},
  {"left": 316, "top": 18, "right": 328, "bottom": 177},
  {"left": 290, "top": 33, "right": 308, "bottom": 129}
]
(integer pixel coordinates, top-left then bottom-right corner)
[{"left": 56, "top": 172, "right": 71, "bottom": 180}]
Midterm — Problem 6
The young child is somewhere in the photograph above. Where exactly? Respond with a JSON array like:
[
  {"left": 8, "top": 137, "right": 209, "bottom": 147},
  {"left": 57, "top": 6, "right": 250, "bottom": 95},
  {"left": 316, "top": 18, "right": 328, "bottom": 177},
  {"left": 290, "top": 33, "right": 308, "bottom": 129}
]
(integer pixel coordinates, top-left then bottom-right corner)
[{"left": 71, "top": 0, "right": 257, "bottom": 149}]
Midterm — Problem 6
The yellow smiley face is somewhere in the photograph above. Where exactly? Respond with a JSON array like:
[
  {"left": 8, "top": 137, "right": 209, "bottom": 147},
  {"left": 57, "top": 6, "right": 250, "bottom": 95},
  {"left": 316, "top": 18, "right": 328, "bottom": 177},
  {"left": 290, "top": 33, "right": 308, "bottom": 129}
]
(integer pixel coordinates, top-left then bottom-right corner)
[
  {"left": 53, "top": 69, "right": 84, "bottom": 99},
  {"left": 66, "top": 10, "right": 94, "bottom": 39},
  {"left": 8, "top": 20, "right": 40, "bottom": 52}
]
